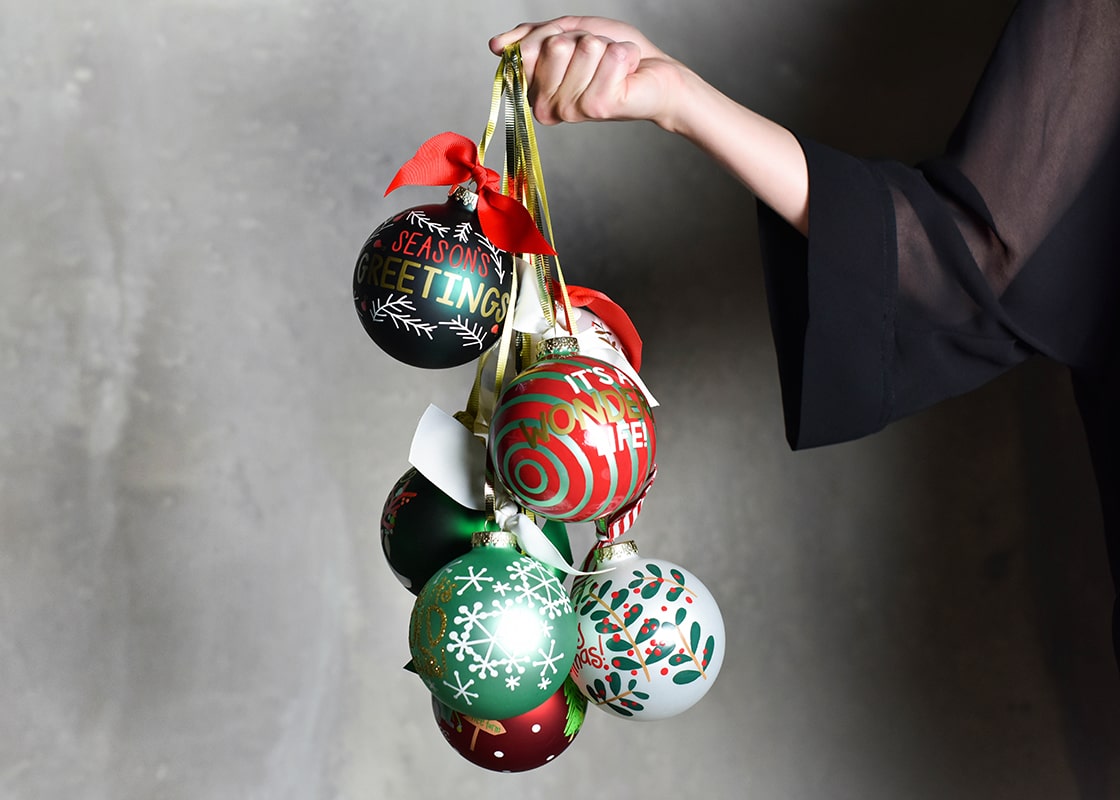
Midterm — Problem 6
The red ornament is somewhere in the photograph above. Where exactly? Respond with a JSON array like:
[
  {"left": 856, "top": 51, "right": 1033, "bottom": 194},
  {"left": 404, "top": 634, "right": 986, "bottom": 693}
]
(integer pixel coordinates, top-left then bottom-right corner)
[
  {"left": 432, "top": 679, "right": 587, "bottom": 772},
  {"left": 489, "top": 349, "right": 657, "bottom": 522}
]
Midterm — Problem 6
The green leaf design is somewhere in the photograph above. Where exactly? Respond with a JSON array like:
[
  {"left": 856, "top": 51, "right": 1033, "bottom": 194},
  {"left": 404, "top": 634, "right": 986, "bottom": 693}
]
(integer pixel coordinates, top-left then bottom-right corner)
[
  {"left": 690, "top": 621, "right": 701, "bottom": 652},
  {"left": 606, "top": 671, "right": 621, "bottom": 696},
  {"left": 646, "top": 648, "right": 671, "bottom": 666},
  {"left": 701, "top": 635, "right": 716, "bottom": 668},
  {"left": 590, "top": 609, "right": 609, "bottom": 621},
  {"left": 640, "top": 579, "right": 661, "bottom": 599},
  {"left": 646, "top": 563, "right": 663, "bottom": 578},
  {"left": 622, "top": 604, "right": 643, "bottom": 625},
  {"left": 633, "top": 618, "right": 660, "bottom": 645},
  {"left": 666, "top": 585, "right": 683, "bottom": 602},
  {"left": 670, "top": 568, "right": 685, "bottom": 583},
  {"left": 594, "top": 619, "right": 621, "bottom": 635},
  {"left": 668, "top": 653, "right": 692, "bottom": 667},
  {"left": 610, "top": 656, "right": 642, "bottom": 671},
  {"left": 609, "top": 587, "right": 630, "bottom": 610},
  {"left": 672, "top": 669, "right": 702, "bottom": 685},
  {"left": 605, "top": 636, "right": 633, "bottom": 652},
  {"left": 675, "top": 607, "right": 687, "bottom": 626}
]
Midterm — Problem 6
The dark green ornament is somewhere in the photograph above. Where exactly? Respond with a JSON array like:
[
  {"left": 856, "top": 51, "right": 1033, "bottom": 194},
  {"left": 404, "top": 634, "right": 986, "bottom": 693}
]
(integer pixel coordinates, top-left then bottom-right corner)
[{"left": 381, "top": 467, "right": 573, "bottom": 593}]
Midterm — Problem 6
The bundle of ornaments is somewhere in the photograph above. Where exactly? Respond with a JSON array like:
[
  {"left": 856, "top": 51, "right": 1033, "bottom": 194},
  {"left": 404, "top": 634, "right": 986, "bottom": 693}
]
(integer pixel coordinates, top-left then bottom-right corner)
[{"left": 353, "top": 46, "right": 725, "bottom": 773}]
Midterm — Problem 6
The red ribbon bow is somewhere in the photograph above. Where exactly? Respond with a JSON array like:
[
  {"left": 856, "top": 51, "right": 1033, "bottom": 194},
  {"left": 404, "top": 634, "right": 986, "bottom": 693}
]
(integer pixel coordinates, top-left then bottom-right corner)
[
  {"left": 564, "top": 284, "right": 644, "bottom": 372},
  {"left": 385, "top": 132, "right": 557, "bottom": 256}
]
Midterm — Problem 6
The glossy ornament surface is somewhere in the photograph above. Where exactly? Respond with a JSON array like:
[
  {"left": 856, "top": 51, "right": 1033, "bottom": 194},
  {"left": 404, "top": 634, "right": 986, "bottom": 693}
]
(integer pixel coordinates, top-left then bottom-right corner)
[
  {"left": 489, "top": 351, "right": 656, "bottom": 523},
  {"left": 353, "top": 190, "right": 512, "bottom": 369},
  {"left": 432, "top": 678, "right": 587, "bottom": 772},
  {"left": 409, "top": 532, "right": 578, "bottom": 719},
  {"left": 381, "top": 467, "right": 572, "bottom": 592},
  {"left": 570, "top": 541, "right": 725, "bottom": 720}
]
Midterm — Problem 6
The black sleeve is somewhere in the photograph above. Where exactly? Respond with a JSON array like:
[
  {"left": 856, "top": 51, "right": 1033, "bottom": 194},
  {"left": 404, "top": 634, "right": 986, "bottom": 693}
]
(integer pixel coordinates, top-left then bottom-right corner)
[{"left": 758, "top": 0, "right": 1120, "bottom": 451}]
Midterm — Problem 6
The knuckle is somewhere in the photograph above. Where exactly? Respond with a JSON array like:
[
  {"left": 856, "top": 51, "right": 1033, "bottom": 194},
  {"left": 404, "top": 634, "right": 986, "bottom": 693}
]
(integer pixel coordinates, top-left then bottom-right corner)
[
  {"left": 575, "top": 34, "right": 607, "bottom": 57},
  {"left": 539, "top": 35, "right": 576, "bottom": 59},
  {"left": 603, "top": 41, "right": 632, "bottom": 62}
]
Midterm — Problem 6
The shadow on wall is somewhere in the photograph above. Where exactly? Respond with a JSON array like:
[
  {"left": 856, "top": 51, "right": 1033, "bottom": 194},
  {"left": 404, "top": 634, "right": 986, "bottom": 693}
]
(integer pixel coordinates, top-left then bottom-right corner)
[{"left": 540, "top": 0, "right": 1120, "bottom": 796}]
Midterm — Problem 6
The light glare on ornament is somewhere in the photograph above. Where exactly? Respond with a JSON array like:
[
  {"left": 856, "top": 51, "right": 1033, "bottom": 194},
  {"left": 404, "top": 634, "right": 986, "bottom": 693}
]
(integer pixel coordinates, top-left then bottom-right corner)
[
  {"left": 585, "top": 424, "right": 617, "bottom": 457},
  {"left": 496, "top": 606, "right": 545, "bottom": 654}
]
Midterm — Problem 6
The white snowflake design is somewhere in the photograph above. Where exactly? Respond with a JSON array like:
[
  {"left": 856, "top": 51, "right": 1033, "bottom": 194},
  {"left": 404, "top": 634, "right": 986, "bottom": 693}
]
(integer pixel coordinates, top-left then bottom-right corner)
[
  {"left": 506, "top": 558, "right": 572, "bottom": 620},
  {"left": 370, "top": 294, "right": 436, "bottom": 338},
  {"left": 441, "top": 556, "right": 573, "bottom": 694},
  {"left": 443, "top": 670, "right": 479, "bottom": 706},
  {"left": 454, "top": 565, "right": 493, "bottom": 595},
  {"left": 533, "top": 640, "right": 565, "bottom": 678}
]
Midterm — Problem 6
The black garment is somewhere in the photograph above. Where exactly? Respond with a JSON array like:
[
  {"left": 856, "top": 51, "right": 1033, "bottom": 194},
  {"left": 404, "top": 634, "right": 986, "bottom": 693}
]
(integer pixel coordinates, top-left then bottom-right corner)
[{"left": 756, "top": 0, "right": 1120, "bottom": 663}]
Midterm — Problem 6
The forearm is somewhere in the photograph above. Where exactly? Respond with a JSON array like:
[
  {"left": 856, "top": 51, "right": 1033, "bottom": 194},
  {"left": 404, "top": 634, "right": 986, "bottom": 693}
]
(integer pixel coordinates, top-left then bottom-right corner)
[
  {"left": 490, "top": 17, "right": 809, "bottom": 235},
  {"left": 660, "top": 67, "right": 809, "bottom": 235}
]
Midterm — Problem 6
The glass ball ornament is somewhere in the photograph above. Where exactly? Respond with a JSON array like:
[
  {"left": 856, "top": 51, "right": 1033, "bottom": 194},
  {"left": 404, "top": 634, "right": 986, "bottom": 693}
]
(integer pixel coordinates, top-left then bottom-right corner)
[
  {"left": 381, "top": 466, "right": 572, "bottom": 592},
  {"left": 431, "top": 678, "right": 587, "bottom": 772},
  {"left": 570, "top": 540, "right": 725, "bottom": 720},
  {"left": 488, "top": 343, "right": 656, "bottom": 523},
  {"left": 353, "top": 187, "right": 512, "bottom": 369},
  {"left": 409, "top": 531, "right": 578, "bottom": 719}
]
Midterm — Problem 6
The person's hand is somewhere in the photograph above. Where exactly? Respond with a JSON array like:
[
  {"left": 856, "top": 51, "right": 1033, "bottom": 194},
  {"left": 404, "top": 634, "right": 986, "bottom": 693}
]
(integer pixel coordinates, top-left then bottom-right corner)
[
  {"left": 489, "top": 16, "right": 688, "bottom": 131},
  {"left": 491, "top": 15, "right": 810, "bottom": 234}
]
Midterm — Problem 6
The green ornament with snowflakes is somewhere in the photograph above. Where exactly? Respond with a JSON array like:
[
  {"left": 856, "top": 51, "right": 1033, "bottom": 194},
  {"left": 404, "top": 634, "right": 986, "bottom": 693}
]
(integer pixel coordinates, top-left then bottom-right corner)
[
  {"left": 570, "top": 540, "right": 725, "bottom": 720},
  {"left": 409, "top": 530, "right": 578, "bottom": 719}
]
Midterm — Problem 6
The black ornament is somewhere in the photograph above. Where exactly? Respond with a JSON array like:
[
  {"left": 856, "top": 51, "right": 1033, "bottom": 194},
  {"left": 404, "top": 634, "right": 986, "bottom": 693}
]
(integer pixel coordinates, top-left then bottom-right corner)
[{"left": 353, "top": 189, "right": 512, "bottom": 369}]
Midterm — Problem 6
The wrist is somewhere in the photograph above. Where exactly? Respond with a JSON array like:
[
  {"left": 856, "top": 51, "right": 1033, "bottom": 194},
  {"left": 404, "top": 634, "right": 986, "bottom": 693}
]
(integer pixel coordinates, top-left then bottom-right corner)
[{"left": 652, "top": 62, "right": 709, "bottom": 135}]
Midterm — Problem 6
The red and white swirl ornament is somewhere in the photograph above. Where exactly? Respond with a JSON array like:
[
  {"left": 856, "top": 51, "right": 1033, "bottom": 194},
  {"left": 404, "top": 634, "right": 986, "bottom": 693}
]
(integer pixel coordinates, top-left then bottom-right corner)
[{"left": 489, "top": 346, "right": 656, "bottom": 523}]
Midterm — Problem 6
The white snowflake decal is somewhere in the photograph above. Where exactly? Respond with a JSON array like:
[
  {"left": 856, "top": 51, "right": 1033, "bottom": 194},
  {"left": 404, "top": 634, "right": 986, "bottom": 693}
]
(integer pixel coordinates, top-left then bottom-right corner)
[
  {"left": 439, "top": 555, "right": 573, "bottom": 695},
  {"left": 506, "top": 559, "right": 573, "bottom": 620},
  {"left": 533, "top": 640, "right": 564, "bottom": 678},
  {"left": 454, "top": 565, "right": 493, "bottom": 595},
  {"left": 443, "top": 670, "right": 479, "bottom": 706}
]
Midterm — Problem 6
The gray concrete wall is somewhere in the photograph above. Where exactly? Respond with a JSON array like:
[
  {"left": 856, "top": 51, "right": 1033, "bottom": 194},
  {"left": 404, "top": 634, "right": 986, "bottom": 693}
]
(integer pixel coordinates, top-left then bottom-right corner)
[{"left": 2, "top": 1, "right": 1118, "bottom": 798}]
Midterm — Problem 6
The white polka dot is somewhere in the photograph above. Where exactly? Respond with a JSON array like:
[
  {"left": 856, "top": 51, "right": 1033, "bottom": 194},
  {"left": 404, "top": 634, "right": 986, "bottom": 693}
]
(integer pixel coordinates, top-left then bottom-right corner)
[
  {"left": 531, "top": 724, "right": 542, "bottom": 733},
  {"left": 494, "top": 751, "right": 504, "bottom": 758}
]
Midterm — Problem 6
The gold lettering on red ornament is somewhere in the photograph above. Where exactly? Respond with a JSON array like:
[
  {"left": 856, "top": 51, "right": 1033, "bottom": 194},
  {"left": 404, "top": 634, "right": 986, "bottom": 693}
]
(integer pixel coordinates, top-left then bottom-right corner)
[{"left": 517, "top": 367, "right": 651, "bottom": 456}]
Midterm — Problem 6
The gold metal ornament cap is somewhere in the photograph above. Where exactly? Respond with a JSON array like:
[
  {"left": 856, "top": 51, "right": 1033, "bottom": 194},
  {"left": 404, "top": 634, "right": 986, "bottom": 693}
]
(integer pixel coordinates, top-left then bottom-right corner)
[
  {"left": 537, "top": 336, "right": 580, "bottom": 359},
  {"left": 449, "top": 184, "right": 479, "bottom": 211},
  {"left": 591, "top": 539, "right": 639, "bottom": 566},
  {"left": 471, "top": 530, "right": 517, "bottom": 548}
]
